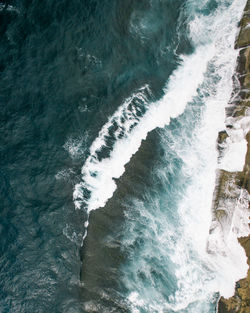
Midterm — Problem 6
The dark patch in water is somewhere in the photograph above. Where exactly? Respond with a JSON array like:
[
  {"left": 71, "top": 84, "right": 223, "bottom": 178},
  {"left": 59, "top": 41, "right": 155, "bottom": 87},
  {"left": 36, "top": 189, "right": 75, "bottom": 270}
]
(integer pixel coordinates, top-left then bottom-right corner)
[{"left": 0, "top": 0, "right": 195, "bottom": 311}]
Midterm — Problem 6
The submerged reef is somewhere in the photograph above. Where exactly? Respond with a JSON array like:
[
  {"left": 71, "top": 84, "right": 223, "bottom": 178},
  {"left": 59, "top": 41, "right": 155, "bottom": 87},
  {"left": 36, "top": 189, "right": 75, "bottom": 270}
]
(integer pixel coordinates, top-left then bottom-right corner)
[{"left": 216, "top": 0, "right": 250, "bottom": 311}]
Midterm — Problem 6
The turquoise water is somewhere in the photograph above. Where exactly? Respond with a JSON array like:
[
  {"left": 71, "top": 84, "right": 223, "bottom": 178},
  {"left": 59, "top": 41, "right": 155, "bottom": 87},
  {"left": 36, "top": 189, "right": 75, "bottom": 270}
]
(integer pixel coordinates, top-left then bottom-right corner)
[{"left": 0, "top": 0, "right": 247, "bottom": 312}]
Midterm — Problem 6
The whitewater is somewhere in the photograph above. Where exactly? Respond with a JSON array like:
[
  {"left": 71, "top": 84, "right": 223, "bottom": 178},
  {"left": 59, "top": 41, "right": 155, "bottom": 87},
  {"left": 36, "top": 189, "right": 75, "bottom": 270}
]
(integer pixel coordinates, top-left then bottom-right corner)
[{"left": 73, "top": 0, "right": 250, "bottom": 312}]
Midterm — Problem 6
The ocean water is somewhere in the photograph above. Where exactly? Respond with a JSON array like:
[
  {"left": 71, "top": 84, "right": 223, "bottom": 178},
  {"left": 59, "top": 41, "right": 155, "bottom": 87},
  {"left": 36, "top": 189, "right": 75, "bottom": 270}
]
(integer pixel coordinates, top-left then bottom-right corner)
[{"left": 0, "top": 0, "right": 249, "bottom": 312}]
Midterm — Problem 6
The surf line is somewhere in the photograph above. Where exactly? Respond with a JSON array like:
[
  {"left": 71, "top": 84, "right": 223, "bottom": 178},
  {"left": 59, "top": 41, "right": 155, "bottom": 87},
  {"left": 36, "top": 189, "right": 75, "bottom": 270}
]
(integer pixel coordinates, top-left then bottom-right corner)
[{"left": 73, "top": 44, "right": 215, "bottom": 244}]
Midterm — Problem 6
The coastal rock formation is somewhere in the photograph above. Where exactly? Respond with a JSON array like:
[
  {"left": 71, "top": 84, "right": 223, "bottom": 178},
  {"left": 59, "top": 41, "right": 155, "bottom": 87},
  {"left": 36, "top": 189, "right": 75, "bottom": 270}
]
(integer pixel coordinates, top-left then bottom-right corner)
[
  {"left": 216, "top": 1, "right": 250, "bottom": 311},
  {"left": 218, "top": 236, "right": 250, "bottom": 313},
  {"left": 235, "top": 0, "right": 250, "bottom": 49}
]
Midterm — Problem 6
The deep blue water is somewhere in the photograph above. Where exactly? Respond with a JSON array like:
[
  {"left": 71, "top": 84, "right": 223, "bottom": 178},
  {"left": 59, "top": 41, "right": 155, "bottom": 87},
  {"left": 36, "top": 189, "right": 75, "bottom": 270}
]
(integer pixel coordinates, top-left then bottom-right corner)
[{"left": 0, "top": 0, "right": 246, "bottom": 312}]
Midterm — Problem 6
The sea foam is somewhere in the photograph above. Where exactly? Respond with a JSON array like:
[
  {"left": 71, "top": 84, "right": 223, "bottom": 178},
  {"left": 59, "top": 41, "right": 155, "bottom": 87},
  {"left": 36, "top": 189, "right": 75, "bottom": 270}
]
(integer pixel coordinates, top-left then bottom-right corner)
[
  {"left": 125, "top": 0, "right": 249, "bottom": 311},
  {"left": 74, "top": 0, "right": 249, "bottom": 310},
  {"left": 219, "top": 114, "right": 250, "bottom": 172},
  {"left": 73, "top": 45, "right": 214, "bottom": 212}
]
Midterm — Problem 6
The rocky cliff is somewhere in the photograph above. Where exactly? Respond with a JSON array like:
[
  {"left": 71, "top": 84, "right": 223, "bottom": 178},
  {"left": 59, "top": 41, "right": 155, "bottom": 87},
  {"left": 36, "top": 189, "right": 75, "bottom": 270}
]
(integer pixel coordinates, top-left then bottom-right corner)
[{"left": 216, "top": 1, "right": 250, "bottom": 312}]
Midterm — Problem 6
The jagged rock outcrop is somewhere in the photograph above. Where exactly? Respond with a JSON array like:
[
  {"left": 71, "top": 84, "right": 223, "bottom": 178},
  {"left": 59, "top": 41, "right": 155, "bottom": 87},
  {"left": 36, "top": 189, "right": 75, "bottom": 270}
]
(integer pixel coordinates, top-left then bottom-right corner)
[{"left": 216, "top": 1, "right": 250, "bottom": 311}]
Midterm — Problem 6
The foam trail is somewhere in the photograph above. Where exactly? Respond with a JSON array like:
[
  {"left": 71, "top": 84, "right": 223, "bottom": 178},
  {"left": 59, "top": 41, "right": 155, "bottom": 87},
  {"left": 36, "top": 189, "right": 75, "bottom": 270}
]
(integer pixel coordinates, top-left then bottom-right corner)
[
  {"left": 122, "top": 0, "right": 249, "bottom": 311},
  {"left": 163, "top": 0, "right": 250, "bottom": 306},
  {"left": 74, "top": 45, "right": 214, "bottom": 212},
  {"left": 74, "top": 0, "right": 249, "bottom": 309}
]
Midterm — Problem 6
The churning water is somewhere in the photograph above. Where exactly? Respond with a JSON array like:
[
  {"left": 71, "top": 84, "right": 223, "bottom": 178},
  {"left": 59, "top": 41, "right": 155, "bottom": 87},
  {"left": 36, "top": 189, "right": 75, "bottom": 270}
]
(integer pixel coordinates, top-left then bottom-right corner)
[{"left": 1, "top": 0, "right": 249, "bottom": 312}]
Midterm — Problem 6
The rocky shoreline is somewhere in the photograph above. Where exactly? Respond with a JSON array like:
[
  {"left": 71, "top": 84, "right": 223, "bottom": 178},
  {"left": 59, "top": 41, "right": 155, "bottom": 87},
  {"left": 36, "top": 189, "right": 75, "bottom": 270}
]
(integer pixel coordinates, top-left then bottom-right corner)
[{"left": 215, "top": 1, "right": 250, "bottom": 312}]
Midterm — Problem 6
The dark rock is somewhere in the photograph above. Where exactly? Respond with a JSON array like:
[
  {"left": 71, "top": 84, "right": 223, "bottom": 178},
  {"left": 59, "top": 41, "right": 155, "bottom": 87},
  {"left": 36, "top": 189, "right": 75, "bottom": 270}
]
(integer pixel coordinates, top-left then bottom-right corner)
[
  {"left": 218, "top": 130, "right": 229, "bottom": 144},
  {"left": 235, "top": 1, "right": 250, "bottom": 48}
]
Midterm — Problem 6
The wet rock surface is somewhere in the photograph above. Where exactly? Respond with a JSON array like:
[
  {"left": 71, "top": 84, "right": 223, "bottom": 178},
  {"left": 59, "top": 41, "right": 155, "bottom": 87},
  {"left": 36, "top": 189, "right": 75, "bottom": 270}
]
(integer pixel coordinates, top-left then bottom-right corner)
[{"left": 217, "top": 0, "right": 250, "bottom": 311}]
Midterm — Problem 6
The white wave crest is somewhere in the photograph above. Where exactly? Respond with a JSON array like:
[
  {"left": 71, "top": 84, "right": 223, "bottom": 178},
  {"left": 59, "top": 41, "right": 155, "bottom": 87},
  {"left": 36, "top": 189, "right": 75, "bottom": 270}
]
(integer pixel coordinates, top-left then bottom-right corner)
[
  {"left": 125, "top": 0, "right": 249, "bottom": 311},
  {"left": 73, "top": 46, "right": 213, "bottom": 212}
]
